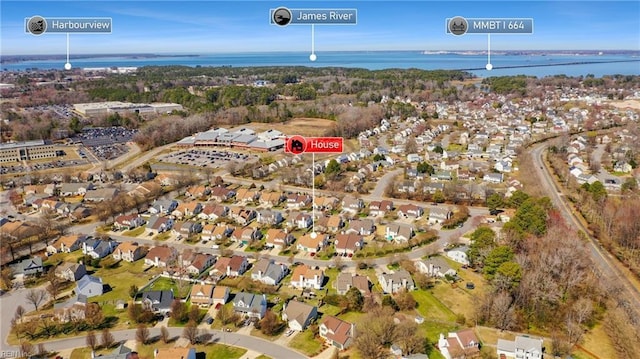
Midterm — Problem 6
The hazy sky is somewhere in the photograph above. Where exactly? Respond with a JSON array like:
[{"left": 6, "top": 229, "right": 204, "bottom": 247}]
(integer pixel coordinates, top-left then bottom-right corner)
[{"left": 2, "top": 0, "right": 639, "bottom": 55}]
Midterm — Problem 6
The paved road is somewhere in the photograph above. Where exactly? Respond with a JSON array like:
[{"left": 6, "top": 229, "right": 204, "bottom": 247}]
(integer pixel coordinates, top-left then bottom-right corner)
[
  {"left": 0, "top": 327, "right": 306, "bottom": 359},
  {"left": 531, "top": 143, "right": 640, "bottom": 317},
  {"left": 0, "top": 284, "right": 50, "bottom": 350},
  {"left": 370, "top": 169, "right": 402, "bottom": 198}
]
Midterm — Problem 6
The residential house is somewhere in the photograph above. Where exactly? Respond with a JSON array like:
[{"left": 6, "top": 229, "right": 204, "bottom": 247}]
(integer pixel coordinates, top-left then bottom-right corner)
[
  {"left": 155, "top": 173, "right": 178, "bottom": 187},
  {"left": 446, "top": 246, "right": 470, "bottom": 266},
  {"left": 197, "top": 203, "right": 229, "bottom": 221},
  {"left": 438, "top": 329, "right": 481, "bottom": 359},
  {"left": 256, "top": 209, "right": 284, "bottom": 225},
  {"left": 230, "top": 227, "right": 262, "bottom": 244},
  {"left": 144, "top": 246, "right": 179, "bottom": 267},
  {"left": 113, "top": 214, "right": 146, "bottom": 230},
  {"left": 190, "top": 284, "right": 214, "bottom": 307},
  {"left": 47, "top": 234, "right": 86, "bottom": 254},
  {"left": 140, "top": 290, "right": 174, "bottom": 314},
  {"left": 320, "top": 316, "right": 356, "bottom": 350},
  {"left": 379, "top": 270, "right": 415, "bottom": 294},
  {"left": 497, "top": 335, "right": 543, "bottom": 359},
  {"left": 202, "top": 223, "right": 232, "bottom": 241},
  {"left": 335, "top": 273, "right": 370, "bottom": 295},
  {"left": 290, "top": 264, "right": 324, "bottom": 290},
  {"left": 82, "top": 238, "right": 118, "bottom": 259},
  {"left": 235, "top": 188, "right": 260, "bottom": 203},
  {"left": 148, "top": 199, "right": 178, "bottom": 215},
  {"left": 185, "top": 253, "right": 216, "bottom": 275},
  {"left": 428, "top": 208, "right": 453, "bottom": 224},
  {"left": 185, "top": 185, "right": 210, "bottom": 199},
  {"left": 55, "top": 262, "right": 86, "bottom": 282},
  {"left": 76, "top": 275, "right": 103, "bottom": 298},
  {"left": 483, "top": 173, "right": 504, "bottom": 184},
  {"left": 59, "top": 182, "right": 94, "bottom": 197},
  {"left": 313, "top": 196, "right": 340, "bottom": 211},
  {"left": 341, "top": 196, "right": 364, "bottom": 215},
  {"left": 229, "top": 207, "right": 256, "bottom": 225},
  {"left": 171, "top": 202, "right": 202, "bottom": 219},
  {"left": 384, "top": 223, "right": 414, "bottom": 242},
  {"left": 296, "top": 233, "right": 328, "bottom": 254},
  {"left": 84, "top": 188, "right": 119, "bottom": 202},
  {"left": 286, "top": 193, "right": 312, "bottom": 209},
  {"left": 112, "top": 242, "right": 146, "bottom": 262},
  {"left": 212, "top": 286, "right": 230, "bottom": 308},
  {"left": 251, "top": 259, "right": 288, "bottom": 285},
  {"left": 264, "top": 228, "right": 294, "bottom": 249},
  {"left": 53, "top": 296, "right": 87, "bottom": 323},
  {"left": 146, "top": 215, "right": 174, "bottom": 233},
  {"left": 416, "top": 257, "right": 457, "bottom": 278},
  {"left": 212, "top": 255, "right": 248, "bottom": 277},
  {"left": 130, "top": 181, "right": 162, "bottom": 199},
  {"left": 259, "top": 191, "right": 284, "bottom": 206},
  {"left": 154, "top": 348, "right": 196, "bottom": 359},
  {"left": 210, "top": 186, "right": 236, "bottom": 202},
  {"left": 282, "top": 300, "right": 318, "bottom": 331},
  {"left": 369, "top": 200, "right": 394, "bottom": 216},
  {"left": 174, "top": 220, "right": 203, "bottom": 238},
  {"left": 346, "top": 219, "right": 375, "bottom": 236},
  {"left": 288, "top": 212, "right": 313, "bottom": 230},
  {"left": 397, "top": 204, "right": 424, "bottom": 218},
  {"left": 334, "top": 233, "right": 364, "bottom": 255},
  {"left": 233, "top": 292, "right": 267, "bottom": 319}
]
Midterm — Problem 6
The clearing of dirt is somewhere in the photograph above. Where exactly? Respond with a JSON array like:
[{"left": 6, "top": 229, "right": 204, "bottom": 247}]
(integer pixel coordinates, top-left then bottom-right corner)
[
  {"left": 245, "top": 118, "right": 337, "bottom": 137},
  {"left": 607, "top": 99, "right": 640, "bottom": 110}
]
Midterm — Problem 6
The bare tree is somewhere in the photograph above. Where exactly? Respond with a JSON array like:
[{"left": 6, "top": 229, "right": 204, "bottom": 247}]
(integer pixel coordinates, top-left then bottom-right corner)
[
  {"left": 101, "top": 328, "right": 115, "bottom": 349},
  {"left": 14, "top": 305, "right": 25, "bottom": 322},
  {"left": 86, "top": 331, "right": 97, "bottom": 350},
  {"left": 491, "top": 292, "right": 516, "bottom": 330},
  {"left": 160, "top": 326, "right": 170, "bottom": 344},
  {"left": 182, "top": 322, "right": 199, "bottom": 345},
  {"left": 136, "top": 324, "right": 150, "bottom": 345},
  {"left": 20, "top": 342, "right": 34, "bottom": 357},
  {"left": 26, "top": 289, "right": 47, "bottom": 311},
  {"left": 46, "top": 270, "right": 63, "bottom": 300}
]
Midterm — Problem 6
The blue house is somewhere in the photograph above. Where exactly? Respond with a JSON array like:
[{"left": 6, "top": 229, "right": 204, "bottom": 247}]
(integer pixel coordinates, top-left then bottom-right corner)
[{"left": 76, "top": 275, "right": 103, "bottom": 298}]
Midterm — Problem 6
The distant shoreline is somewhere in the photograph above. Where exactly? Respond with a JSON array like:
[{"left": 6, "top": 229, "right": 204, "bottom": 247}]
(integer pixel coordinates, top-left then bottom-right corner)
[{"left": 2, "top": 50, "right": 639, "bottom": 64}]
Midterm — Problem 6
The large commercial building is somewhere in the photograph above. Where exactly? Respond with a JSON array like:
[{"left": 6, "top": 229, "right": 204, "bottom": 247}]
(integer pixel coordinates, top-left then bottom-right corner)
[
  {"left": 176, "top": 127, "right": 286, "bottom": 152},
  {"left": 0, "top": 140, "right": 57, "bottom": 163},
  {"left": 73, "top": 102, "right": 183, "bottom": 117}
]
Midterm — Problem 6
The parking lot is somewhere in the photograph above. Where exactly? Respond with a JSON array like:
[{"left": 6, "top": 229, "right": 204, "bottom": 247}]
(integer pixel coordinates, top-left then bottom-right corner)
[
  {"left": 25, "top": 104, "right": 74, "bottom": 120},
  {"left": 0, "top": 158, "right": 91, "bottom": 175},
  {"left": 71, "top": 127, "right": 137, "bottom": 160},
  {"left": 157, "top": 148, "right": 258, "bottom": 168}
]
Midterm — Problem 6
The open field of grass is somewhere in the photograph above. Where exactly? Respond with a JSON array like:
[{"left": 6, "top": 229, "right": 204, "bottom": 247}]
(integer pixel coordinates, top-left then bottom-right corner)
[
  {"left": 248, "top": 118, "right": 336, "bottom": 137},
  {"left": 412, "top": 289, "right": 457, "bottom": 322},
  {"left": 288, "top": 329, "right": 325, "bottom": 357},
  {"left": 123, "top": 227, "right": 145, "bottom": 237},
  {"left": 92, "top": 261, "right": 162, "bottom": 304}
]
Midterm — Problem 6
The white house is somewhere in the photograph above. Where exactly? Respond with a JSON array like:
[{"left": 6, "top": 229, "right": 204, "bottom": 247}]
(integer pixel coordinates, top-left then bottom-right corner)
[
  {"left": 497, "top": 335, "right": 543, "bottom": 359},
  {"left": 446, "top": 246, "right": 470, "bottom": 266}
]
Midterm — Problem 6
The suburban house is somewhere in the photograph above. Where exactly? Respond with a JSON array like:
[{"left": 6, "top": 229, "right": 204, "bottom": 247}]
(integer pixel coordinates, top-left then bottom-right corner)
[
  {"left": 171, "top": 202, "right": 202, "bottom": 219},
  {"left": 146, "top": 216, "right": 174, "bottom": 233},
  {"left": 282, "top": 300, "right": 317, "bottom": 331},
  {"left": 197, "top": 203, "right": 229, "bottom": 221},
  {"left": 446, "top": 246, "right": 470, "bottom": 266},
  {"left": 47, "top": 234, "right": 87, "bottom": 254},
  {"left": 59, "top": 182, "right": 94, "bottom": 197},
  {"left": 190, "top": 284, "right": 214, "bottom": 307},
  {"left": 84, "top": 188, "right": 119, "bottom": 202},
  {"left": 235, "top": 188, "right": 260, "bottom": 203},
  {"left": 320, "top": 316, "right": 356, "bottom": 350},
  {"left": 335, "top": 273, "right": 370, "bottom": 295},
  {"left": 369, "top": 200, "right": 394, "bottom": 216},
  {"left": 113, "top": 214, "right": 146, "bottom": 231},
  {"left": 76, "top": 275, "right": 103, "bottom": 298},
  {"left": 341, "top": 196, "right": 364, "bottom": 215},
  {"left": 212, "top": 286, "right": 230, "bottom": 308},
  {"left": 437, "top": 329, "right": 481, "bottom": 359},
  {"left": 185, "top": 253, "right": 216, "bottom": 275},
  {"left": 155, "top": 348, "right": 196, "bottom": 359},
  {"left": 264, "top": 229, "right": 294, "bottom": 249},
  {"left": 112, "top": 242, "right": 146, "bottom": 262},
  {"left": 313, "top": 196, "right": 340, "bottom": 211},
  {"left": 397, "top": 204, "right": 424, "bottom": 218},
  {"left": 251, "top": 258, "right": 288, "bottom": 285},
  {"left": 334, "top": 233, "right": 364, "bottom": 255},
  {"left": 185, "top": 185, "right": 211, "bottom": 199},
  {"left": 315, "top": 215, "right": 344, "bottom": 233},
  {"left": 384, "top": 223, "right": 414, "bottom": 242},
  {"left": 286, "top": 193, "right": 312, "bottom": 209},
  {"left": 429, "top": 208, "right": 454, "bottom": 224},
  {"left": 141, "top": 290, "right": 174, "bottom": 314},
  {"left": 209, "top": 186, "right": 236, "bottom": 202},
  {"left": 290, "top": 264, "right": 324, "bottom": 290},
  {"left": 256, "top": 209, "right": 284, "bottom": 225},
  {"left": 53, "top": 297, "right": 87, "bottom": 323},
  {"left": 173, "top": 220, "right": 203, "bottom": 237},
  {"left": 144, "top": 246, "right": 179, "bottom": 267},
  {"left": 497, "top": 335, "right": 543, "bottom": 359},
  {"left": 346, "top": 219, "right": 375, "bottom": 236},
  {"left": 82, "top": 238, "right": 118, "bottom": 259},
  {"left": 55, "top": 262, "right": 86, "bottom": 282},
  {"left": 233, "top": 292, "right": 267, "bottom": 319},
  {"left": 148, "top": 199, "right": 178, "bottom": 215},
  {"left": 229, "top": 207, "right": 256, "bottom": 225},
  {"left": 259, "top": 191, "right": 284, "bottom": 206},
  {"left": 379, "top": 269, "right": 415, "bottom": 294},
  {"left": 296, "top": 233, "right": 328, "bottom": 254},
  {"left": 230, "top": 227, "right": 262, "bottom": 244},
  {"left": 212, "top": 255, "right": 248, "bottom": 277},
  {"left": 416, "top": 256, "right": 457, "bottom": 278},
  {"left": 287, "top": 212, "right": 313, "bottom": 229}
]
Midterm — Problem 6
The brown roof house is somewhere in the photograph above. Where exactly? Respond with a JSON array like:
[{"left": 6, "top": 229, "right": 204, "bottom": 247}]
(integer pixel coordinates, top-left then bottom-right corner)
[
  {"left": 320, "top": 316, "right": 356, "bottom": 350},
  {"left": 335, "top": 273, "right": 370, "bottom": 295},
  {"left": 438, "top": 328, "right": 481, "bottom": 359},
  {"left": 190, "top": 284, "right": 214, "bottom": 308},
  {"left": 47, "top": 234, "right": 87, "bottom": 255},
  {"left": 264, "top": 229, "right": 294, "bottom": 249},
  {"left": 334, "top": 233, "right": 364, "bottom": 255},
  {"left": 144, "top": 246, "right": 178, "bottom": 267},
  {"left": 296, "top": 233, "right": 328, "bottom": 254},
  {"left": 290, "top": 264, "right": 324, "bottom": 290},
  {"left": 112, "top": 242, "right": 146, "bottom": 262}
]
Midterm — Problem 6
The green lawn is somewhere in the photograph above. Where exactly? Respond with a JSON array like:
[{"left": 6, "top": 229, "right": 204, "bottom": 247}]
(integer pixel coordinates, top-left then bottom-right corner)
[
  {"left": 154, "top": 231, "right": 171, "bottom": 241},
  {"left": 144, "top": 276, "right": 191, "bottom": 299},
  {"left": 122, "top": 226, "right": 145, "bottom": 237},
  {"left": 44, "top": 250, "right": 84, "bottom": 267},
  {"left": 412, "top": 289, "right": 458, "bottom": 322},
  {"left": 69, "top": 347, "right": 114, "bottom": 359},
  {"left": 289, "top": 330, "right": 324, "bottom": 357},
  {"left": 91, "top": 260, "right": 162, "bottom": 304},
  {"left": 132, "top": 342, "right": 246, "bottom": 359}
]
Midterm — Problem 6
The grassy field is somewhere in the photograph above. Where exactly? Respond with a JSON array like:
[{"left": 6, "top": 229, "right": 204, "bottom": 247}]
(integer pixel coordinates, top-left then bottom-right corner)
[
  {"left": 288, "top": 329, "right": 325, "bottom": 357},
  {"left": 579, "top": 323, "right": 617, "bottom": 359},
  {"left": 248, "top": 118, "right": 336, "bottom": 137},
  {"left": 412, "top": 289, "right": 457, "bottom": 322},
  {"left": 123, "top": 227, "right": 145, "bottom": 237},
  {"left": 92, "top": 261, "right": 161, "bottom": 303},
  {"left": 131, "top": 342, "right": 246, "bottom": 359}
]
